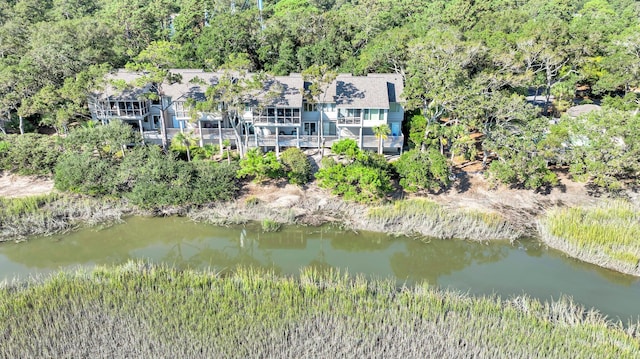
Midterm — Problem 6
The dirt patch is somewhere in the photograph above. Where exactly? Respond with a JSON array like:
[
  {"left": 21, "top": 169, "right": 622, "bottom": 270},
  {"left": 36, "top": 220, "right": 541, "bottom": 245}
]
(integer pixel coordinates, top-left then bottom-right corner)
[
  {"left": 421, "top": 171, "right": 598, "bottom": 235},
  {"left": 0, "top": 173, "right": 54, "bottom": 199},
  {"left": 239, "top": 170, "right": 602, "bottom": 237}
]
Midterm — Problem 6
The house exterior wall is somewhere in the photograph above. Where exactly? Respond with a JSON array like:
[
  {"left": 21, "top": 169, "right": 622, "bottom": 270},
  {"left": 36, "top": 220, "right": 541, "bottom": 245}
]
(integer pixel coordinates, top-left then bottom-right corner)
[{"left": 89, "top": 71, "right": 405, "bottom": 152}]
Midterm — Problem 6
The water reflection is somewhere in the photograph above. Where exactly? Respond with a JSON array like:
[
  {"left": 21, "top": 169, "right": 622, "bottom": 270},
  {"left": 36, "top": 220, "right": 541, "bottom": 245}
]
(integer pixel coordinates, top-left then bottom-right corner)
[
  {"left": 0, "top": 217, "right": 639, "bottom": 321},
  {"left": 390, "top": 239, "right": 508, "bottom": 285}
]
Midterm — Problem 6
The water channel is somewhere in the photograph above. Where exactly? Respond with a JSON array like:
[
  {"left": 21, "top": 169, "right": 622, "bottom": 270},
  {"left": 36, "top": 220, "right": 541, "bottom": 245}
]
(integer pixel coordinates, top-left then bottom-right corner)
[{"left": 1, "top": 216, "right": 639, "bottom": 322}]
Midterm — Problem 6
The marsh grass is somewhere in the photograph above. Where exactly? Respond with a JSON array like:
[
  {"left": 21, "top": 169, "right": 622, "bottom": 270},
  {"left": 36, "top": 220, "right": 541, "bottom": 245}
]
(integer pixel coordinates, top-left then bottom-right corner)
[
  {"left": 366, "top": 198, "right": 520, "bottom": 241},
  {"left": 0, "top": 262, "right": 638, "bottom": 358},
  {"left": 261, "top": 219, "right": 282, "bottom": 232},
  {"left": 0, "top": 194, "right": 130, "bottom": 241},
  {"left": 539, "top": 200, "right": 640, "bottom": 276},
  {"left": 189, "top": 197, "right": 520, "bottom": 241}
]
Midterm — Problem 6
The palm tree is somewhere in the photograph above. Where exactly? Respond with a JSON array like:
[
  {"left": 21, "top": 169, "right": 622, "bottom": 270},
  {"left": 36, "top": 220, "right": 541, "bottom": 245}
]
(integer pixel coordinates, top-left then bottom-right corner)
[
  {"left": 373, "top": 124, "right": 391, "bottom": 155},
  {"left": 173, "top": 131, "right": 197, "bottom": 162}
]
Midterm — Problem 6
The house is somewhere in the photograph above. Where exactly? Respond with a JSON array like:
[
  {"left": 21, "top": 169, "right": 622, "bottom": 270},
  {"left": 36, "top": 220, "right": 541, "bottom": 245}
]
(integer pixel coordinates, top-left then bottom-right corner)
[{"left": 88, "top": 70, "right": 405, "bottom": 153}]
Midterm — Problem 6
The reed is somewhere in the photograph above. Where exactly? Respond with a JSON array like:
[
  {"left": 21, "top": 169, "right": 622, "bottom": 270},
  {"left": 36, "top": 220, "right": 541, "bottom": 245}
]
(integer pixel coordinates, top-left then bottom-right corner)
[
  {"left": 539, "top": 200, "right": 640, "bottom": 276},
  {"left": 0, "top": 262, "right": 637, "bottom": 358},
  {"left": 0, "top": 194, "right": 131, "bottom": 241},
  {"left": 366, "top": 198, "right": 520, "bottom": 241},
  {"left": 261, "top": 219, "right": 282, "bottom": 232},
  {"left": 188, "top": 197, "right": 521, "bottom": 241}
]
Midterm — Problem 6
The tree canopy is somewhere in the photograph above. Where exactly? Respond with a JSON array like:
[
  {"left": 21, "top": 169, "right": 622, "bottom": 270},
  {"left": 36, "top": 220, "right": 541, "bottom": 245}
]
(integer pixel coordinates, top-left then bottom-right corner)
[{"left": 0, "top": 0, "right": 639, "bottom": 190}]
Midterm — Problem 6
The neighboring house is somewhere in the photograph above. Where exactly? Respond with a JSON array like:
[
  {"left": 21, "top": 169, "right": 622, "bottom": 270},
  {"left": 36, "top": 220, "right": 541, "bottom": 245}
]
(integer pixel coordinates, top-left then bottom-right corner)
[{"left": 88, "top": 70, "right": 405, "bottom": 153}]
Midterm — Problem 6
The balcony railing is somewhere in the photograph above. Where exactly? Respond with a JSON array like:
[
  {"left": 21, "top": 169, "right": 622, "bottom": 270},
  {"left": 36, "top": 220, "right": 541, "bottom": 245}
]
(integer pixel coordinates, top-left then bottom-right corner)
[
  {"left": 141, "top": 131, "right": 403, "bottom": 150},
  {"left": 251, "top": 116, "right": 301, "bottom": 126},
  {"left": 95, "top": 108, "right": 149, "bottom": 118},
  {"left": 337, "top": 116, "right": 361, "bottom": 125},
  {"left": 92, "top": 100, "right": 149, "bottom": 119}
]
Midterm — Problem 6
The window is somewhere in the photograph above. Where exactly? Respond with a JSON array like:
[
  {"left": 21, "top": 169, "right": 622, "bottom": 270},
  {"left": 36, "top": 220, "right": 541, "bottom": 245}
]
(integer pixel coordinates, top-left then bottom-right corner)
[
  {"left": 304, "top": 103, "right": 317, "bottom": 112},
  {"left": 390, "top": 103, "right": 402, "bottom": 112},
  {"left": 323, "top": 103, "right": 336, "bottom": 112}
]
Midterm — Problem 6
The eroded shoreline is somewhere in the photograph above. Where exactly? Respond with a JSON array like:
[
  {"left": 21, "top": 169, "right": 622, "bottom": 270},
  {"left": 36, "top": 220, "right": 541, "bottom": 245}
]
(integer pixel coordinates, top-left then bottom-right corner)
[{"left": 1, "top": 172, "right": 639, "bottom": 277}]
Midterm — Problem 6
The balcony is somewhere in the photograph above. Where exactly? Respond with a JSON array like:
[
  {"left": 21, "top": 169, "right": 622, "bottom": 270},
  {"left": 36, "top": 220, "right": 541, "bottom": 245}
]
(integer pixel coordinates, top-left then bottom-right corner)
[
  {"left": 93, "top": 101, "right": 149, "bottom": 119},
  {"left": 251, "top": 116, "right": 301, "bottom": 126},
  {"left": 337, "top": 116, "right": 361, "bottom": 125},
  {"left": 251, "top": 108, "right": 301, "bottom": 126}
]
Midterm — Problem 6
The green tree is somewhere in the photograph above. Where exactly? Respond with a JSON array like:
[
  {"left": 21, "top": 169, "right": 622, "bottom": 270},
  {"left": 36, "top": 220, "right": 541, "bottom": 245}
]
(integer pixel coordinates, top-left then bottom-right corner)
[
  {"left": 394, "top": 149, "right": 451, "bottom": 193},
  {"left": 126, "top": 40, "right": 184, "bottom": 148},
  {"left": 315, "top": 155, "right": 392, "bottom": 203},
  {"left": 302, "top": 64, "right": 337, "bottom": 152},
  {"left": 195, "top": 53, "right": 266, "bottom": 158},
  {"left": 0, "top": 134, "right": 62, "bottom": 175},
  {"left": 64, "top": 120, "right": 139, "bottom": 158},
  {"left": 172, "top": 131, "right": 198, "bottom": 162},
  {"left": 99, "top": 0, "right": 176, "bottom": 57},
  {"left": 331, "top": 138, "right": 360, "bottom": 158},
  {"left": 237, "top": 148, "right": 284, "bottom": 182},
  {"left": 280, "top": 147, "right": 312, "bottom": 185},
  {"left": 404, "top": 29, "right": 484, "bottom": 153},
  {"left": 373, "top": 124, "right": 390, "bottom": 155},
  {"left": 560, "top": 109, "right": 640, "bottom": 190},
  {"left": 484, "top": 116, "right": 559, "bottom": 190},
  {"left": 194, "top": 10, "right": 261, "bottom": 69}
]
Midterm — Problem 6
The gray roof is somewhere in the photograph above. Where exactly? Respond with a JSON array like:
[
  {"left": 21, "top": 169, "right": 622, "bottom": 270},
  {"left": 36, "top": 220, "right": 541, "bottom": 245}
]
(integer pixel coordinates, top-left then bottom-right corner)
[
  {"left": 251, "top": 75, "right": 304, "bottom": 108},
  {"left": 367, "top": 73, "right": 404, "bottom": 103},
  {"left": 163, "top": 70, "right": 219, "bottom": 102},
  {"left": 330, "top": 75, "right": 390, "bottom": 109},
  {"left": 92, "top": 70, "right": 152, "bottom": 101},
  {"left": 93, "top": 70, "right": 402, "bottom": 109},
  {"left": 313, "top": 73, "right": 403, "bottom": 109}
]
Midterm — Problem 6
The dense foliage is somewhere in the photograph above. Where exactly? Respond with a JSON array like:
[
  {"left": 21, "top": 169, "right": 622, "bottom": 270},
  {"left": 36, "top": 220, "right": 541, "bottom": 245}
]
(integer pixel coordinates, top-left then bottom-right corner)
[
  {"left": 279, "top": 147, "right": 312, "bottom": 185},
  {"left": 316, "top": 144, "right": 392, "bottom": 202},
  {"left": 53, "top": 123, "right": 239, "bottom": 208},
  {"left": 237, "top": 148, "right": 284, "bottom": 182},
  {"left": 0, "top": 263, "right": 638, "bottom": 358},
  {"left": 330, "top": 138, "right": 360, "bottom": 158},
  {"left": 0, "top": 0, "right": 639, "bottom": 191},
  {"left": 394, "top": 149, "right": 451, "bottom": 193},
  {"left": 557, "top": 110, "right": 640, "bottom": 191},
  {"left": 0, "top": 134, "right": 62, "bottom": 176}
]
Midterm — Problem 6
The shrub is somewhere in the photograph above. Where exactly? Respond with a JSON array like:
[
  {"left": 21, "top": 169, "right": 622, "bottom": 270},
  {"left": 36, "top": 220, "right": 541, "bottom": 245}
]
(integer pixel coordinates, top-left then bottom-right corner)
[
  {"left": 0, "top": 134, "right": 63, "bottom": 176},
  {"left": 64, "top": 121, "right": 140, "bottom": 157},
  {"left": 237, "top": 148, "right": 284, "bottom": 182},
  {"left": 54, "top": 152, "right": 119, "bottom": 196},
  {"left": 316, "top": 158, "right": 392, "bottom": 203},
  {"left": 280, "top": 148, "right": 311, "bottom": 185},
  {"left": 189, "top": 161, "right": 239, "bottom": 204},
  {"left": 191, "top": 144, "right": 218, "bottom": 161},
  {"left": 124, "top": 150, "right": 193, "bottom": 207},
  {"left": 330, "top": 138, "right": 360, "bottom": 157},
  {"left": 395, "top": 149, "right": 451, "bottom": 192},
  {"left": 54, "top": 144, "right": 238, "bottom": 208}
]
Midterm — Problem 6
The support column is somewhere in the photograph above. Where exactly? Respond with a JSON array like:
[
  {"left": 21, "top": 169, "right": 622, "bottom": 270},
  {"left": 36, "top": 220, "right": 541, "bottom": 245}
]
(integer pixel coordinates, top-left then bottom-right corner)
[
  {"left": 359, "top": 112, "right": 364, "bottom": 149},
  {"left": 218, "top": 122, "right": 223, "bottom": 156},
  {"left": 159, "top": 108, "right": 168, "bottom": 149},
  {"left": 296, "top": 127, "right": 300, "bottom": 148},
  {"left": 254, "top": 128, "right": 259, "bottom": 147},
  {"left": 198, "top": 120, "right": 203, "bottom": 147},
  {"left": 275, "top": 128, "right": 280, "bottom": 157},
  {"left": 138, "top": 119, "right": 144, "bottom": 144}
]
